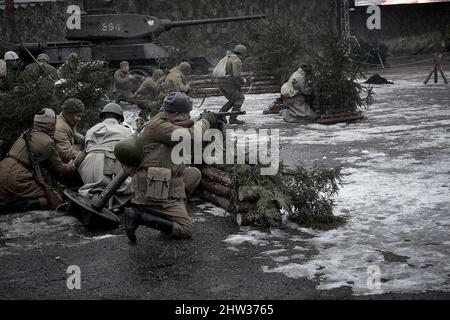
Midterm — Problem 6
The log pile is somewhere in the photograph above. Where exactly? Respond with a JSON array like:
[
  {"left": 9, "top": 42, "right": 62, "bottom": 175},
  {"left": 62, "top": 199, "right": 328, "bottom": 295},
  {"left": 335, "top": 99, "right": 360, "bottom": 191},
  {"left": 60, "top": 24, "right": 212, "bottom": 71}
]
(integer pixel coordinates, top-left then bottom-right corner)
[
  {"left": 263, "top": 96, "right": 287, "bottom": 114},
  {"left": 318, "top": 111, "right": 364, "bottom": 125},
  {"left": 198, "top": 166, "right": 260, "bottom": 226},
  {"left": 188, "top": 74, "right": 280, "bottom": 98}
]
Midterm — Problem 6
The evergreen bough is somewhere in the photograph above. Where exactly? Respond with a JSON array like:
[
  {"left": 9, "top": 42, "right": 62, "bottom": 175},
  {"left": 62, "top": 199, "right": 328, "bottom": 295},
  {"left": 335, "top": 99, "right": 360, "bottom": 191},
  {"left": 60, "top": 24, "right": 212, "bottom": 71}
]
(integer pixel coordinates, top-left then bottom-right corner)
[
  {"left": 0, "top": 59, "right": 112, "bottom": 155},
  {"left": 228, "top": 164, "right": 346, "bottom": 230}
]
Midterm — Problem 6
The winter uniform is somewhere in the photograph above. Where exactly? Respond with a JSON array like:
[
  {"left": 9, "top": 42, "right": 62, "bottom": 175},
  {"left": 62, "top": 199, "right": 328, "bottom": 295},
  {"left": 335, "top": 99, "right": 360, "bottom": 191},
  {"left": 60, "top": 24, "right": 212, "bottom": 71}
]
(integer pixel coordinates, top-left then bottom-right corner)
[
  {"left": 124, "top": 92, "right": 217, "bottom": 242},
  {"left": 0, "top": 51, "right": 21, "bottom": 91},
  {"left": 23, "top": 53, "right": 58, "bottom": 81},
  {"left": 54, "top": 99, "right": 85, "bottom": 163},
  {"left": 113, "top": 61, "right": 135, "bottom": 103},
  {"left": 0, "top": 109, "right": 74, "bottom": 212},
  {"left": 58, "top": 53, "right": 79, "bottom": 79},
  {"left": 78, "top": 104, "right": 133, "bottom": 208},
  {"left": 281, "top": 67, "right": 318, "bottom": 123},
  {"left": 163, "top": 62, "right": 191, "bottom": 94},
  {"left": 217, "top": 45, "right": 247, "bottom": 124},
  {"left": 134, "top": 69, "right": 165, "bottom": 118}
]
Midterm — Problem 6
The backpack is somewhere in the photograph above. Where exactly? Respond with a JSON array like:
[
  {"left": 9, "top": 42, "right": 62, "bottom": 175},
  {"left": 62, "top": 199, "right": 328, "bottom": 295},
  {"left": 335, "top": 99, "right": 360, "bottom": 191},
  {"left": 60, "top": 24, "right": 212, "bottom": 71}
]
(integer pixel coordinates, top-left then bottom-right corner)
[
  {"left": 212, "top": 53, "right": 230, "bottom": 79},
  {"left": 280, "top": 80, "right": 297, "bottom": 98}
]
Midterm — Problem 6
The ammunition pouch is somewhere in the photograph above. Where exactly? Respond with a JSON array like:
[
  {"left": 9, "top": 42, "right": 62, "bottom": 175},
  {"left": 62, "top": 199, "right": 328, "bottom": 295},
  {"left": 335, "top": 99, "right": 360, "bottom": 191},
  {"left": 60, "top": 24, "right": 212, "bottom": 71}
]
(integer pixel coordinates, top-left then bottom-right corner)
[
  {"left": 146, "top": 167, "right": 171, "bottom": 201},
  {"left": 133, "top": 167, "right": 171, "bottom": 202}
]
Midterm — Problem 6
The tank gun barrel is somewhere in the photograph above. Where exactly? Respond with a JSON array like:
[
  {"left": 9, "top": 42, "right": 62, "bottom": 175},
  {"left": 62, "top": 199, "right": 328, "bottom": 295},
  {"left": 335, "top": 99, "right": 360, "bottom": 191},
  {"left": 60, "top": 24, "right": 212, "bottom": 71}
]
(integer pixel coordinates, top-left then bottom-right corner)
[
  {"left": 20, "top": 13, "right": 269, "bottom": 65},
  {"left": 161, "top": 14, "right": 268, "bottom": 31},
  {"left": 66, "top": 14, "right": 268, "bottom": 42}
]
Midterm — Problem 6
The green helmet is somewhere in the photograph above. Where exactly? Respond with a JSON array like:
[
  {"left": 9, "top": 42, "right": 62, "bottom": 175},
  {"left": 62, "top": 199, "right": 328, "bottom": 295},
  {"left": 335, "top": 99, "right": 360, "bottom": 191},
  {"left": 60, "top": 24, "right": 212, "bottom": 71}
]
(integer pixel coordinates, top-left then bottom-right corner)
[
  {"left": 178, "top": 62, "right": 191, "bottom": 75},
  {"left": 233, "top": 44, "right": 248, "bottom": 56},
  {"left": 37, "top": 53, "right": 50, "bottom": 63},
  {"left": 152, "top": 68, "right": 164, "bottom": 81},
  {"left": 114, "top": 136, "right": 144, "bottom": 167},
  {"left": 163, "top": 92, "right": 193, "bottom": 113},
  {"left": 100, "top": 103, "right": 124, "bottom": 122},
  {"left": 67, "top": 53, "right": 78, "bottom": 66}
]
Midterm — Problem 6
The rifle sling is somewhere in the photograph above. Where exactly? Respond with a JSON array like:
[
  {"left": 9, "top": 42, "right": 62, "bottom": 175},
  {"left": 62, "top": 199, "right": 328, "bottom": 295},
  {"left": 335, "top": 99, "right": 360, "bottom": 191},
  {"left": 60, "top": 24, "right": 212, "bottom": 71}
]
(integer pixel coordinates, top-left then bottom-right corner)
[{"left": 21, "top": 130, "right": 55, "bottom": 183}]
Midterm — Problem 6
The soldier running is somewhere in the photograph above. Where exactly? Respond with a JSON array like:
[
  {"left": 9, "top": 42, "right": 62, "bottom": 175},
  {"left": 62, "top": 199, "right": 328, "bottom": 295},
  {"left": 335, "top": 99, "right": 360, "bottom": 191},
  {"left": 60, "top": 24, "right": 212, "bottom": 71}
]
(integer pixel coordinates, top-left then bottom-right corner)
[{"left": 217, "top": 44, "right": 248, "bottom": 125}]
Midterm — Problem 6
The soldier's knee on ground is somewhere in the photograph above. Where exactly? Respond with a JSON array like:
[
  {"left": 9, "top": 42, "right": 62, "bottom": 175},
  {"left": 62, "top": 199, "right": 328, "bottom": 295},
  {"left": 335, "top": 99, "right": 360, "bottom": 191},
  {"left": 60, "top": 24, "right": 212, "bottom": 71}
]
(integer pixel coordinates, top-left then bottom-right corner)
[
  {"left": 171, "top": 217, "right": 193, "bottom": 239},
  {"left": 183, "top": 167, "right": 201, "bottom": 195}
]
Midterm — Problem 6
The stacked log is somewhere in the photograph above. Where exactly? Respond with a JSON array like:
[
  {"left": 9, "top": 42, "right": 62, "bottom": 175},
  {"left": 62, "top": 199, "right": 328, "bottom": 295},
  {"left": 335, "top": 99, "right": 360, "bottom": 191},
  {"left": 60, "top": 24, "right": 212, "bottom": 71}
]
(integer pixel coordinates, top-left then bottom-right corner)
[
  {"left": 198, "top": 166, "right": 260, "bottom": 226},
  {"left": 263, "top": 96, "right": 287, "bottom": 114},
  {"left": 188, "top": 74, "right": 280, "bottom": 98},
  {"left": 318, "top": 111, "right": 364, "bottom": 125}
]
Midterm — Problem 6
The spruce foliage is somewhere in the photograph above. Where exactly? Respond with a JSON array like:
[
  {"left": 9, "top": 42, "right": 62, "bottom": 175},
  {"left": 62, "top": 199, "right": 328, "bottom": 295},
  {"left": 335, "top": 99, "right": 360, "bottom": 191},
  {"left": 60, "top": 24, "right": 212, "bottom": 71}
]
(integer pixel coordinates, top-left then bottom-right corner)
[
  {"left": 228, "top": 164, "right": 346, "bottom": 230},
  {"left": 0, "top": 59, "right": 112, "bottom": 155}
]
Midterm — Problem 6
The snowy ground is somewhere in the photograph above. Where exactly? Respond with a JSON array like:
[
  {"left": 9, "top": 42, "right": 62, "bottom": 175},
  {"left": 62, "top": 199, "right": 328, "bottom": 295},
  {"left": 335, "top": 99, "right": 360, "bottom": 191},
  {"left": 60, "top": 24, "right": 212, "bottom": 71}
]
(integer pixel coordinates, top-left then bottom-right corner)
[
  {"left": 1, "top": 69, "right": 449, "bottom": 298},
  {"left": 188, "top": 74, "right": 450, "bottom": 296}
]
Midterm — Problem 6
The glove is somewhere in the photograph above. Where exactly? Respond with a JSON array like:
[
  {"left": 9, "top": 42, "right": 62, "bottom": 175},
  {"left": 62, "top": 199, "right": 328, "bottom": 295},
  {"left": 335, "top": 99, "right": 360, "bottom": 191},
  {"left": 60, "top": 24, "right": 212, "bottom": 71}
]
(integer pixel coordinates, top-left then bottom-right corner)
[{"left": 200, "top": 111, "right": 218, "bottom": 128}]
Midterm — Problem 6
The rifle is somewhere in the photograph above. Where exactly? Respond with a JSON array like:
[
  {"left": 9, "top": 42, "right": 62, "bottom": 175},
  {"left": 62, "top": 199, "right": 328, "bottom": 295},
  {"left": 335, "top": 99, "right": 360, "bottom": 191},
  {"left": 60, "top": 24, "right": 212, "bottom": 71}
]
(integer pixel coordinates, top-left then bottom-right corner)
[
  {"left": 211, "top": 111, "right": 246, "bottom": 117},
  {"left": 243, "top": 72, "right": 255, "bottom": 94},
  {"left": 199, "top": 111, "right": 247, "bottom": 129},
  {"left": 22, "top": 130, "right": 64, "bottom": 209}
]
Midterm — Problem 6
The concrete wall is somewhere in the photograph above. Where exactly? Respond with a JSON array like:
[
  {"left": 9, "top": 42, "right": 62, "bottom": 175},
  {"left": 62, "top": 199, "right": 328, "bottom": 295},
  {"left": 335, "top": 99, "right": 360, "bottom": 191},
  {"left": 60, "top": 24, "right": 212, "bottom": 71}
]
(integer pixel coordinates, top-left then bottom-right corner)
[{"left": 350, "top": 3, "right": 450, "bottom": 55}]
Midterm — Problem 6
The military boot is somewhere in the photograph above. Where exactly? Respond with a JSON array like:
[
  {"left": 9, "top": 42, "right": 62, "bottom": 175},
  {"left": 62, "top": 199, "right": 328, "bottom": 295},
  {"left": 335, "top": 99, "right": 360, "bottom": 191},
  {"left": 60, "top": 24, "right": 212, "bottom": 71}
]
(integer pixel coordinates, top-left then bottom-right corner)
[
  {"left": 2, "top": 198, "right": 42, "bottom": 214},
  {"left": 219, "top": 101, "right": 234, "bottom": 113},
  {"left": 124, "top": 207, "right": 141, "bottom": 244},
  {"left": 229, "top": 114, "right": 245, "bottom": 125},
  {"left": 229, "top": 105, "right": 245, "bottom": 125},
  {"left": 139, "top": 211, "right": 174, "bottom": 235}
]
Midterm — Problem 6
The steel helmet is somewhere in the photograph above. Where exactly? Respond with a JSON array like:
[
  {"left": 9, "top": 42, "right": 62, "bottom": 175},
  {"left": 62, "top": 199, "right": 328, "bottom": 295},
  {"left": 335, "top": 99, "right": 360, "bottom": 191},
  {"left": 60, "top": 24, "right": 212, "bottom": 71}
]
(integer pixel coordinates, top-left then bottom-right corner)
[
  {"left": 37, "top": 53, "right": 50, "bottom": 63},
  {"left": 152, "top": 68, "right": 164, "bottom": 81},
  {"left": 233, "top": 44, "right": 248, "bottom": 56},
  {"left": 178, "top": 61, "right": 191, "bottom": 75},
  {"left": 100, "top": 103, "right": 124, "bottom": 122},
  {"left": 4, "top": 51, "right": 19, "bottom": 61},
  {"left": 114, "top": 136, "right": 144, "bottom": 168}
]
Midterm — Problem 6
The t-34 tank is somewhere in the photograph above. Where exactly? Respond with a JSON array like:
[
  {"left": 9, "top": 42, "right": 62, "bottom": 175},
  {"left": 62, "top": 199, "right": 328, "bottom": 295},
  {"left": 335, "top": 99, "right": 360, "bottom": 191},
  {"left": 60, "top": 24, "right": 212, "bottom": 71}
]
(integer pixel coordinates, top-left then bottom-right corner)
[{"left": 18, "top": 10, "right": 266, "bottom": 74}]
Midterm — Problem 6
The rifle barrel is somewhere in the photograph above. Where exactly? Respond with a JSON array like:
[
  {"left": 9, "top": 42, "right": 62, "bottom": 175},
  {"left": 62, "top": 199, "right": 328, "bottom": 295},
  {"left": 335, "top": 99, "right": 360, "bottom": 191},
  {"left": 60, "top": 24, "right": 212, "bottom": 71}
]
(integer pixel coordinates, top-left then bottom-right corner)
[{"left": 214, "top": 111, "right": 246, "bottom": 116}]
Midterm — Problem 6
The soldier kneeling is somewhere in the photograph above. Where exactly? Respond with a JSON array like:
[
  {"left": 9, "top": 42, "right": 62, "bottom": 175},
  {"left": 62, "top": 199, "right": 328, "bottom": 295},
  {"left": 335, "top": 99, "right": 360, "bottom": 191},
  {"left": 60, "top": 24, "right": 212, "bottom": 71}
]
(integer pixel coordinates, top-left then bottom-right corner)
[
  {"left": 124, "top": 92, "right": 220, "bottom": 242},
  {"left": 0, "top": 109, "right": 76, "bottom": 213}
]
